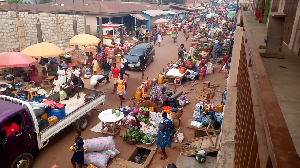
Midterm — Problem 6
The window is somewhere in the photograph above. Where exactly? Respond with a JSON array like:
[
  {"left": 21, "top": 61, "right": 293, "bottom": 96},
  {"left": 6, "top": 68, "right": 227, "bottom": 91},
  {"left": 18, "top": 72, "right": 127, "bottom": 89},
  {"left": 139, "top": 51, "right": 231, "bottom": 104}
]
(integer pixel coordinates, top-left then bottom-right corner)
[{"left": 0, "top": 114, "right": 22, "bottom": 142}]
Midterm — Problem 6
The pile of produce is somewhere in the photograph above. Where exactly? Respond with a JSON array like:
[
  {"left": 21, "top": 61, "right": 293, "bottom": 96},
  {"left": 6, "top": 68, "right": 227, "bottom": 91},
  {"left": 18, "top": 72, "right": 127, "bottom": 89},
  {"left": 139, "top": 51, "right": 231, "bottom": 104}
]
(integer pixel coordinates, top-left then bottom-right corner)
[
  {"left": 122, "top": 127, "right": 145, "bottom": 143},
  {"left": 142, "top": 135, "right": 155, "bottom": 144},
  {"left": 138, "top": 115, "right": 148, "bottom": 124},
  {"left": 139, "top": 107, "right": 149, "bottom": 117},
  {"left": 112, "top": 108, "right": 121, "bottom": 117}
]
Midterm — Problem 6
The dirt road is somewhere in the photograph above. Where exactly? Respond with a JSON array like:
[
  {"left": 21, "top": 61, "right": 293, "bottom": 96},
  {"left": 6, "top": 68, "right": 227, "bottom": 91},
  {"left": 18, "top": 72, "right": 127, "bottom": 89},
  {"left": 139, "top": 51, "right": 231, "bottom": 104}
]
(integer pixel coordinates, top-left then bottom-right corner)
[{"left": 33, "top": 32, "right": 197, "bottom": 168}]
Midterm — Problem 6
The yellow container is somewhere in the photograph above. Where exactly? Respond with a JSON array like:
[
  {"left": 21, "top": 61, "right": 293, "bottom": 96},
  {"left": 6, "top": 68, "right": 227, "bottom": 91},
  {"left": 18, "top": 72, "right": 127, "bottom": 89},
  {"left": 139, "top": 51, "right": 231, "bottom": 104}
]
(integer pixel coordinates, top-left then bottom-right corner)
[
  {"left": 135, "top": 91, "right": 142, "bottom": 98},
  {"left": 149, "top": 107, "right": 154, "bottom": 112},
  {"left": 48, "top": 116, "right": 58, "bottom": 126},
  {"left": 116, "top": 56, "right": 121, "bottom": 63},
  {"left": 203, "top": 105, "right": 208, "bottom": 110},
  {"left": 216, "top": 105, "right": 223, "bottom": 113},
  {"left": 158, "top": 76, "right": 164, "bottom": 84},
  {"left": 199, "top": 76, "right": 203, "bottom": 80},
  {"left": 41, "top": 113, "right": 48, "bottom": 120}
]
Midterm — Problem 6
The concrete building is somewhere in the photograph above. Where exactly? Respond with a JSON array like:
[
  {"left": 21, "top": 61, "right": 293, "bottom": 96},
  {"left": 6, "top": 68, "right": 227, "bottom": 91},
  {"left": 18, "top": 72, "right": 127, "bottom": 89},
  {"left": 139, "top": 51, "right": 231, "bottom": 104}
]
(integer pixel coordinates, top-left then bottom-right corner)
[
  {"left": 246, "top": 0, "right": 300, "bottom": 57},
  {"left": 142, "top": 10, "right": 168, "bottom": 30}
]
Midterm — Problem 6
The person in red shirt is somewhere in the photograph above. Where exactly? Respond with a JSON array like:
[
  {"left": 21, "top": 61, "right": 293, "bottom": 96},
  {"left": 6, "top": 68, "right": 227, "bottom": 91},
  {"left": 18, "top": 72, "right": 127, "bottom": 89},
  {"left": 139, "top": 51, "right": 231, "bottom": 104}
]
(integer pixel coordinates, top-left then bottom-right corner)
[
  {"left": 110, "top": 63, "right": 120, "bottom": 94},
  {"left": 1, "top": 120, "right": 20, "bottom": 138}
]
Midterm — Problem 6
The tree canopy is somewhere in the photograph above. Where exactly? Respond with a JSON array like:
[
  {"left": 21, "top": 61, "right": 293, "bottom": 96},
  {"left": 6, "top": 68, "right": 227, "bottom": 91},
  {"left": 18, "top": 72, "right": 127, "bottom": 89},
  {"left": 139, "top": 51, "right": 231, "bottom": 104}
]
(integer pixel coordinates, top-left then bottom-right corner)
[{"left": 6, "top": 0, "right": 30, "bottom": 4}]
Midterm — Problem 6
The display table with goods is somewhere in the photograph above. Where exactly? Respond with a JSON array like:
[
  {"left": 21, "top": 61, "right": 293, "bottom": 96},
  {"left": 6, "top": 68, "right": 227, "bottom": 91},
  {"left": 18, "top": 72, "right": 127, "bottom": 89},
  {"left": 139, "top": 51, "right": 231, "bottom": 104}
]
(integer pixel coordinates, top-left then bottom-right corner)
[
  {"left": 165, "top": 68, "right": 187, "bottom": 85},
  {"left": 98, "top": 109, "right": 124, "bottom": 135}
]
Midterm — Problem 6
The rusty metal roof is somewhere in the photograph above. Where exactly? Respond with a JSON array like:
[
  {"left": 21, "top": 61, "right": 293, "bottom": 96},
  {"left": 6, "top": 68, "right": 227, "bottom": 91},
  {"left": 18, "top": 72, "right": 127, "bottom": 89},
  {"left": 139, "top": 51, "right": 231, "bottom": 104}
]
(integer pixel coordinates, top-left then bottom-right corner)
[{"left": 0, "top": 1, "right": 170, "bottom": 15}]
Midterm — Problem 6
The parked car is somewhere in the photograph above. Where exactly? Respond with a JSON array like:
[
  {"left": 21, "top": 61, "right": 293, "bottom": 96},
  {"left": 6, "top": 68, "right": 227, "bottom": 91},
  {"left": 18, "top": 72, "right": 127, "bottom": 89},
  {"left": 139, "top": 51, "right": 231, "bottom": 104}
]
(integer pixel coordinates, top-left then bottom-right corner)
[{"left": 125, "top": 43, "right": 155, "bottom": 70}]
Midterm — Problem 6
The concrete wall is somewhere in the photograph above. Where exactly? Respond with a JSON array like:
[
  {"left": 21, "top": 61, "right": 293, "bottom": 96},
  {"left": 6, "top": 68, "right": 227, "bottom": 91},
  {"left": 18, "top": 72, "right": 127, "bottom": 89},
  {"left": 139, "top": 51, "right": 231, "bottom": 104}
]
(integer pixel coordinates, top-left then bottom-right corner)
[
  {"left": 288, "top": 0, "right": 300, "bottom": 54},
  {"left": 85, "top": 15, "right": 98, "bottom": 35},
  {"left": 0, "top": 11, "right": 85, "bottom": 52}
]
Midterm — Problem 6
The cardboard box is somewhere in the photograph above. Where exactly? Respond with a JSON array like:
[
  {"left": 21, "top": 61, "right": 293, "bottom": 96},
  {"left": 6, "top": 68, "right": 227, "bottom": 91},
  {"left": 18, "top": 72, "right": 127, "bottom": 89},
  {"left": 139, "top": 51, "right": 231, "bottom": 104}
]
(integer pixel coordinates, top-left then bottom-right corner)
[{"left": 203, "top": 81, "right": 210, "bottom": 90}]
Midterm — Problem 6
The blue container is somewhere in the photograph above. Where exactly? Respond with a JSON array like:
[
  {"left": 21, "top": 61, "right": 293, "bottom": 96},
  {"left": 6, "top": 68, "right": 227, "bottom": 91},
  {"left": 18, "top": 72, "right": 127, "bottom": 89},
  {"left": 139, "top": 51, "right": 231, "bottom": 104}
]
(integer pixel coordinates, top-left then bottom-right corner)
[
  {"left": 51, "top": 107, "right": 66, "bottom": 120},
  {"left": 32, "top": 95, "right": 46, "bottom": 102}
]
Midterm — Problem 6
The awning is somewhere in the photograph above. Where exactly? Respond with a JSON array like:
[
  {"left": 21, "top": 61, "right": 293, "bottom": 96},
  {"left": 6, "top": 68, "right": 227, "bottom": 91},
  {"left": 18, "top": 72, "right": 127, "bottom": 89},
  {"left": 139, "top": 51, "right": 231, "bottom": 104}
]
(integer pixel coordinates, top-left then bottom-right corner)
[{"left": 130, "top": 14, "right": 148, "bottom": 21}]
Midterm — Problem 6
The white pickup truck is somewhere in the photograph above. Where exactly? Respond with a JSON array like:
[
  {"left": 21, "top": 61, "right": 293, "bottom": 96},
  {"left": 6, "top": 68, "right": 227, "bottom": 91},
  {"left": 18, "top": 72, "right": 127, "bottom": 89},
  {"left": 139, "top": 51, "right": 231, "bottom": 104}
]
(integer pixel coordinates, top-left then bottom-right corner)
[{"left": 0, "top": 88, "right": 105, "bottom": 168}]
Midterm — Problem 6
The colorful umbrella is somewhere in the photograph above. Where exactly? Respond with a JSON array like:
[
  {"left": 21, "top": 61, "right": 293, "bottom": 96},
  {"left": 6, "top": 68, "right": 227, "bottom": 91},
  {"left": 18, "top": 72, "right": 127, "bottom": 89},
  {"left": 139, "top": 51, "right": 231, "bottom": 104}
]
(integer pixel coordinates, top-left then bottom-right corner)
[
  {"left": 206, "top": 13, "right": 218, "bottom": 18},
  {"left": 218, "top": 8, "right": 227, "bottom": 12},
  {"left": 70, "top": 34, "right": 100, "bottom": 46},
  {"left": 153, "top": 18, "right": 169, "bottom": 24},
  {"left": 0, "top": 52, "right": 38, "bottom": 68},
  {"left": 21, "top": 42, "right": 66, "bottom": 58},
  {"left": 228, "top": 11, "right": 236, "bottom": 18}
]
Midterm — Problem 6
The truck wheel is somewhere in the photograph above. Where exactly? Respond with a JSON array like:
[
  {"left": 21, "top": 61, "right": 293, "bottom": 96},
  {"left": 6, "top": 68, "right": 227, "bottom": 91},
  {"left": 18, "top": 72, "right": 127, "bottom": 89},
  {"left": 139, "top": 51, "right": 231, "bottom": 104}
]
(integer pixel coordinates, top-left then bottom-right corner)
[
  {"left": 74, "top": 116, "right": 89, "bottom": 131},
  {"left": 11, "top": 153, "right": 33, "bottom": 168}
]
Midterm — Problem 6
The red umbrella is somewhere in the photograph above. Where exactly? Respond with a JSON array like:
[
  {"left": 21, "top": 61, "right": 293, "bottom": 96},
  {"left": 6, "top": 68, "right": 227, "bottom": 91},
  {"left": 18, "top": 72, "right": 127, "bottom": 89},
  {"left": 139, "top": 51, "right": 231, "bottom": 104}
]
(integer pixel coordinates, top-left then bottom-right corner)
[
  {"left": 218, "top": 8, "right": 227, "bottom": 12},
  {"left": 0, "top": 52, "right": 38, "bottom": 68},
  {"left": 153, "top": 18, "right": 169, "bottom": 24}
]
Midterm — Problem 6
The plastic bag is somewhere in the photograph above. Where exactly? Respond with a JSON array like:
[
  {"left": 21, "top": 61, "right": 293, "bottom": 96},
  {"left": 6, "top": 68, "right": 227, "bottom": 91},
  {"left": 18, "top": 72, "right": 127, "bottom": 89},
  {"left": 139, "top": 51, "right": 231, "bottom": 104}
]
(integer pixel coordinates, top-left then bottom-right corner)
[
  {"left": 101, "top": 149, "right": 120, "bottom": 158},
  {"left": 59, "top": 90, "right": 67, "bottom": 101}
]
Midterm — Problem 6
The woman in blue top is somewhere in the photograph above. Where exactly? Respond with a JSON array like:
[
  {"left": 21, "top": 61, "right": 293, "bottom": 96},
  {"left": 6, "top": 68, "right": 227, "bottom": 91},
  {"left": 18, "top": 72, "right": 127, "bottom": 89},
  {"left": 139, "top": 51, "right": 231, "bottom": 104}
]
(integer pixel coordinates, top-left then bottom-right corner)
[
  {"left": 156, "top": 112, "right": 172, "bottom": 160},
  {"left": 71, "top": 131, "right": 84, "bottom": 168}
]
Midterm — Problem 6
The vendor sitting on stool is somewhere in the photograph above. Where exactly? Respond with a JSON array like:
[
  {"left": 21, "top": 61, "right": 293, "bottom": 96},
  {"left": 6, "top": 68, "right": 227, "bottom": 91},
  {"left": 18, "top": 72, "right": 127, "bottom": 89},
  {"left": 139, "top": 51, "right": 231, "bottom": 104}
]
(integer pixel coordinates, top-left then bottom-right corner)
[{"left": 67, "top": 74, "right": 84, "bottom": 99}]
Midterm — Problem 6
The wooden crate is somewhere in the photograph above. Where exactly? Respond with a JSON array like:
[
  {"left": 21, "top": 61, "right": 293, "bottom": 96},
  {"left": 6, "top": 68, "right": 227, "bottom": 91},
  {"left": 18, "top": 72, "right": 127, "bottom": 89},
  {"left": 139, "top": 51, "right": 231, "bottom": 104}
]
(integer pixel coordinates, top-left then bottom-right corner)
[
  {"left": 180, "top": 135, "right": 219, "bottom": 156},
  {"left": 196, "top": 91, "right": 210, "bottom": 102}
]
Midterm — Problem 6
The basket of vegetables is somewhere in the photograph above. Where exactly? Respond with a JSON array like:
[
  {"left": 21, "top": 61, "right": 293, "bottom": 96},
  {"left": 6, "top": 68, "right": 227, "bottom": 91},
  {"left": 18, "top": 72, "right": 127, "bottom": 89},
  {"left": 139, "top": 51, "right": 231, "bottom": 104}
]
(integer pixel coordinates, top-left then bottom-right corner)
[
  {"left": 123, "top": 127, "right": 145, "bottom": 145},
  {"left": 139, "top": 107, "right": 149, "bottom": 117},
  {"left": 142, "top": 135, "right": 155, "bottom": 147},
  {"left": 112, "top": 108, "right": 121, "bottom": 117},
  {"left": 138, "top": 115, "right": 148, "bottom": 124}
]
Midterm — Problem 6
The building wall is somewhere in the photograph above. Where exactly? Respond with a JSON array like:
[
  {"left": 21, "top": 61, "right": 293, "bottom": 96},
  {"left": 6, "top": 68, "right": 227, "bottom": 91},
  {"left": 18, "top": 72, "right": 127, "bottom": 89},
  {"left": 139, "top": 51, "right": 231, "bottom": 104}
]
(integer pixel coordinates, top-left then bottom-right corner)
[
  {"left": 141, "top": 13, "right": 151, "bottom": 30},
  {"left": 282, "top": 0, "right": 299, "bottom": 44},
  {"left": 85, "top": 15, "right": 98, "bottom": 35},
  {"left": 150, "top": 15, "right": 163, "bottom": 31},
  {"left": 0, "top": 11, "right": 85, "bottom": 52},
  {"left": 288, "top": 1, "right": 300, "bottom": 54}
]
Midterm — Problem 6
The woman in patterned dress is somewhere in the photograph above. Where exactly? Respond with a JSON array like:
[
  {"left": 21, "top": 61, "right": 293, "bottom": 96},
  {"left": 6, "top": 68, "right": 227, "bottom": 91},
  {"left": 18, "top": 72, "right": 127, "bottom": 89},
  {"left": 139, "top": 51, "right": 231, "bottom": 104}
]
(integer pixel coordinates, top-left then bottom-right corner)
[{"left": 156, "top": 112, "right": 172, "bottom": 160}]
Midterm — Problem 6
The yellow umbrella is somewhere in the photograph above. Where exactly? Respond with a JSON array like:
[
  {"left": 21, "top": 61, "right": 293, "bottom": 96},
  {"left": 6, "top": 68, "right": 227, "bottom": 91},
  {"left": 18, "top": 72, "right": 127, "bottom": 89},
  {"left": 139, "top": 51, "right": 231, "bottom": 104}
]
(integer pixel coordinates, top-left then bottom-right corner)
[
  {"left": 21, "top": 42, "right": 65, "bottom": 58},
  {"left": 69, "top": 34, "right": 100, "bottom": 46},
  {"left": 198, "top": 6, "right": 205, "bottom": 10}
]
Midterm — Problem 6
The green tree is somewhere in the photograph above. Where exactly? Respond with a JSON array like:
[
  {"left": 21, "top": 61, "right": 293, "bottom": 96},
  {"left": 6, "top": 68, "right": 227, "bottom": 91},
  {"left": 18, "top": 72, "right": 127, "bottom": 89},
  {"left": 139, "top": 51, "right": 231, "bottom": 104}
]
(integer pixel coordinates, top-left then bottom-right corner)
[
  {"left": 6, "top": 0, "right": 30, "bottom": 4},
  {"left": 170, "top": 0, "right": 185, "bottom": 4},
  {"left": 39, "top": 0, "right": 52, "bottom": 4}
]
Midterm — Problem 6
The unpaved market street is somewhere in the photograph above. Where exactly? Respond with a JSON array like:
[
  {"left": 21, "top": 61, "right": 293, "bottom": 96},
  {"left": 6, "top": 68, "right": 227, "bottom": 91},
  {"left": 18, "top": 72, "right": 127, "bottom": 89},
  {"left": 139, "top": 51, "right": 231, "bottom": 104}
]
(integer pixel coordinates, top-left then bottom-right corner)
[{"left": 33, "top": 32, "right": 226, "bottom": 168}]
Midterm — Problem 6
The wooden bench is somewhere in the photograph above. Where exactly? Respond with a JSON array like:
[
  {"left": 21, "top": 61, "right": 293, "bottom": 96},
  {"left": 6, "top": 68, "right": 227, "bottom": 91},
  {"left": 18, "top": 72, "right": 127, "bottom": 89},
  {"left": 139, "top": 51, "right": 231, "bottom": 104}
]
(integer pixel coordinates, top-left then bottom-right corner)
[{"left": 41, "top": 76, "right": 55, "bottom": 88}]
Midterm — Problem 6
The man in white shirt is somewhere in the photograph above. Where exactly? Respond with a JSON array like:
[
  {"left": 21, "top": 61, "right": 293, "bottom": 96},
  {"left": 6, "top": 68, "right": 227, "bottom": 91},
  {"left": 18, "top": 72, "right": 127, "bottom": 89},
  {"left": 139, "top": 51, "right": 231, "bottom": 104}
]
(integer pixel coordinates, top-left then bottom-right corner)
[{"left": 120, "top": 55, "right": 130, "bottom": 78}]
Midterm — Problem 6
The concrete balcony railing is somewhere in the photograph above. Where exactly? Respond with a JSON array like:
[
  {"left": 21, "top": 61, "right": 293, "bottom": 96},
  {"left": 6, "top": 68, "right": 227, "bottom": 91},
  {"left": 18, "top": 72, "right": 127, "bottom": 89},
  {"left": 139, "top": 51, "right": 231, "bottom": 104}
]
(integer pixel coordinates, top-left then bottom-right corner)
[{"left": 216, "top": 11, "right": 300, "bottom": 168}]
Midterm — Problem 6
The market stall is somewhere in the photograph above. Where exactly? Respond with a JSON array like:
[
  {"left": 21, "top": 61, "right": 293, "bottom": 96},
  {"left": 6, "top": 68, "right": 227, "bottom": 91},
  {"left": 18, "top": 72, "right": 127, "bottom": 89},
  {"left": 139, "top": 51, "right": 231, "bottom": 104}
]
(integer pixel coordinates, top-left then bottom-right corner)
[{"left": 98, "top": 109, "right": 124, "bottom": 135}]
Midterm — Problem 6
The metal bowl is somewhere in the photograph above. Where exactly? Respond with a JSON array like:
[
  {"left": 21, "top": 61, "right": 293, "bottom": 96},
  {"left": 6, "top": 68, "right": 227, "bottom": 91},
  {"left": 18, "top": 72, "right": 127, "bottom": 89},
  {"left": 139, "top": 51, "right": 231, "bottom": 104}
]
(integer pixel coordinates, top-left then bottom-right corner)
[{"left": 29, "top": 102, "right": 46, "bottom": 117}]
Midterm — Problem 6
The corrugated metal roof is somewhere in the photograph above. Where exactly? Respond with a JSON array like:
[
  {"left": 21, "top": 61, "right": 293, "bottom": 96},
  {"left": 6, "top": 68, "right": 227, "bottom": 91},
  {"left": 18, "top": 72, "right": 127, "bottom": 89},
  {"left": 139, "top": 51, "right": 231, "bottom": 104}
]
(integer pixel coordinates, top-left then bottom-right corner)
[
  {"left": 130, "top": 14, "right": 148, "bottom": 21},
  {"left": 0, "top": 1, "right": 170, "bottom": 15},
  {"left": 143, "top": 10, "right": 167, "bottom": 17}
]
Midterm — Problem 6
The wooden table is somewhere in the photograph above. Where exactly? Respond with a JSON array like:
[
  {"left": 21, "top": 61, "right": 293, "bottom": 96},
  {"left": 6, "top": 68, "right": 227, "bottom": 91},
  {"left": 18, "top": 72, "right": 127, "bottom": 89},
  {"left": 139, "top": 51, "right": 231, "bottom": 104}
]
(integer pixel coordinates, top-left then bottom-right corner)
[
  {"left": 42, "top": 76, "right": 55, "bottom": 88},
  {"left": 165, "top": 69, "right": 187, "bottom": 85},
  {"left": 98, "top": 109, "right": 124, "bottom": 136}
]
